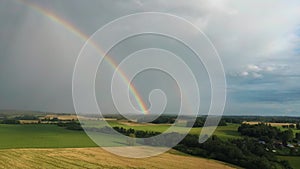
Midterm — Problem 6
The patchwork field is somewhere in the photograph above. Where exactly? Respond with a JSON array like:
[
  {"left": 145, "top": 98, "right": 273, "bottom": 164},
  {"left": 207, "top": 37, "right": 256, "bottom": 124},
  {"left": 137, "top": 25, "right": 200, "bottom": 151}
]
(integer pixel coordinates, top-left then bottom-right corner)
[
  {"left": 2, "top": 114, "right": 300, "bottom": 169},
  {"left": 0, "top": 148, "right": 238, "bottom": 169},
  {"left": 2, "top": 120, "right": 300, "bottom": 168},
  {"left": 0, "top": 122, "right": 242, "bottom": 168}
]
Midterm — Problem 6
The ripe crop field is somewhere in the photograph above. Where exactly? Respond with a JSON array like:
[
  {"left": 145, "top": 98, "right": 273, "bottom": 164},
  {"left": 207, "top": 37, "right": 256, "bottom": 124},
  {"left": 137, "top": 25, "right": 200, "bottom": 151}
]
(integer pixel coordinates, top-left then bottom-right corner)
[{"left": 0, "top": 148, "right": 238, "bottom": 169}]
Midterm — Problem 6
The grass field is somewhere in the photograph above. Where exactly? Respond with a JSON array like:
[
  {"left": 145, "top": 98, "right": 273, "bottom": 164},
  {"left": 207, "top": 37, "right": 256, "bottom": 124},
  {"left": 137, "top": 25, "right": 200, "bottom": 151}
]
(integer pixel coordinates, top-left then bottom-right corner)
[
  {"left": 0, "top": 122, "right": 241, "bottom": 149},
  {"left": 278, "top": 156, "right": 300, "bottom": 169},
  {"left": 0, "top": 124, "right": 97, "bottom": 149},
  {"left": 0, "top": 148, "right": 238, "bottom": 169},
  {"left": 107, "top": 121, "right": 241, "bottom": 140}
]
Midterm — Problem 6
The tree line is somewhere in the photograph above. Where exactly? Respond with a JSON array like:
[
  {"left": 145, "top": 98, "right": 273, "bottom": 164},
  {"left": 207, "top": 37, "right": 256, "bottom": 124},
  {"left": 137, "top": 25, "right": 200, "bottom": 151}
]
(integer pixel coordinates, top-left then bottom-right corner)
[{"left": 238, "top": 123, "right": 296, "bottom": 145}]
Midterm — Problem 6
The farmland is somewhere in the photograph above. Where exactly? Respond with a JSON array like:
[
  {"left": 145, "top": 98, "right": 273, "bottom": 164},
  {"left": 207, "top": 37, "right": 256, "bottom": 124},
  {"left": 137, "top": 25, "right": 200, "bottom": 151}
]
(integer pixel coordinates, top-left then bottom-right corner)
[
  {"left": 84, "top": 120, "right": 241, "bottom": 140},
  {"left": 0, "top": 121, "right": 241, "bottom": 150},
  {"left": 0, "top": 124, "right": 96, "bottom": 149},
  {"left": 0, "top": 148, "right": 238, "bottom": 169},
  {"left": 243, "top": 121, "right": 296, "bottom": 127},
  {"left": 1, "top": 116, "right": 300, "bottom": 169},
  {"left": 0, "top": 124, "right": 146, "bottom": 148},
  {"left": 113, "top": 121, "right": 242, "bottom": 140},
  {"left": 0, "top": 119, "right": 241, "bottom": 168}
]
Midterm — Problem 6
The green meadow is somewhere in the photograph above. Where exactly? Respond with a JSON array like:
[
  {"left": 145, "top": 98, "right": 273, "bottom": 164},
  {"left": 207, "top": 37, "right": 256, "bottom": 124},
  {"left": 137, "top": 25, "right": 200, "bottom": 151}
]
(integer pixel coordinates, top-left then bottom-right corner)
[
  {"left": 278, "top": 156, "right": 300, "bottom": 169},
  {"left": 0, "top": 122, "right": 241, "bottom": 149},
  {"left": 0, "top": 124, "right": 96, "bottom": 149},
  {"left": 107, "top": 121, "right": 242, "bottom": 140}
]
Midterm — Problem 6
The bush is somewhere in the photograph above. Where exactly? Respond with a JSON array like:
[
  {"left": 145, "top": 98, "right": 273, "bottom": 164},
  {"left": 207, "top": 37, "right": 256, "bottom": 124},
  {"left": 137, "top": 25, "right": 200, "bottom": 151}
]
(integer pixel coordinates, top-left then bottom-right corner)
[
  {"left": 15, "top": 115, "right": 38, "bottom": 120},
  {"left": 57, "top": 121, "right": 83, "bottom": 131},
  {"left": 238, "top": 123, "right": 280, "bottom": 141},
  {"left": 1, "top": 119, "right": 20, "bottom": 124}
]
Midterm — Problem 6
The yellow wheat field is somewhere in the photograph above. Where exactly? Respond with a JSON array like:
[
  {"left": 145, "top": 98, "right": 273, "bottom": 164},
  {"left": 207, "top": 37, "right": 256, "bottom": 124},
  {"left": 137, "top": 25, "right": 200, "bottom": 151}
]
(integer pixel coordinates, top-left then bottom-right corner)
[{"left": 0, "top": 148, "right": 238, "bottom": 169}]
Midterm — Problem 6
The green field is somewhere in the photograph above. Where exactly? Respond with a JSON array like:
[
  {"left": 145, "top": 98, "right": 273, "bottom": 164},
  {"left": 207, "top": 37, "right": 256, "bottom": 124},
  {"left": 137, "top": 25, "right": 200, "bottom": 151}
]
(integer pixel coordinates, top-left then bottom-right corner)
[
  {"left": 0, "top": 122, "right": 241, "bottom": 149},
  {"left": 277, "top": 127, "right": 300, "bottom": 137},
  {"left": 0, "top": 124, "right": 97, "bottom": 149},
  {"left": 0, "top": 124, "right": 140, "bottom": 148},
  {"left": 278, "top": 156, "right": 300, "bottom": 169},
  {"left": 106, "top": 121, "right": 241, "bottom": 140},
  {"left": 207, "top": 124, "right": 241, "bottom": 140}
]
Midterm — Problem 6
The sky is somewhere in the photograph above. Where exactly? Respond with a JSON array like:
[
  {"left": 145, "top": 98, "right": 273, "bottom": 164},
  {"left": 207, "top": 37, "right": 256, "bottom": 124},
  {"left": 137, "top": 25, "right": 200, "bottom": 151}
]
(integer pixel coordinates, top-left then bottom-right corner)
[{"left": 0, "top": 0, "right": 300, "bottom": 116}]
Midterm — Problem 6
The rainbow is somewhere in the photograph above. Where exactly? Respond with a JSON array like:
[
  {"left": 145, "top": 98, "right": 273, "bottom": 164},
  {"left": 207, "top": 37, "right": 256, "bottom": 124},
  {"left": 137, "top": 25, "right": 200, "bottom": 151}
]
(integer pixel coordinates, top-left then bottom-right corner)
[{"left": 16, "top": 0, "right": 149, "bottom": 114}]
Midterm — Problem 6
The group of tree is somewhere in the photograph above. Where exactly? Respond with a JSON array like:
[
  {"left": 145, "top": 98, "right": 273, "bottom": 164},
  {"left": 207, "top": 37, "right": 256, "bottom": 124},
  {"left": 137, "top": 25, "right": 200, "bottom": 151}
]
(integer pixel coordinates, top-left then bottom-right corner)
[
  {"left": 57, "top": 121, "right": 83, "bottom": 131},
  {"left": 177, "top": 135, "right": 292, "bottom": 169},
  {"left": 14, "top": 115, "right": 39, "bottom": 120},
  {"left": 113, "top": 126, "right": 161, "bottom": 138},
  {"left": 1, "top": 119, "right": 20, "bottom": 124},
  {"left": 137, "top": 115, "right": 176, "bottom": 124},
  {"left": 186, "top": 117, "right": 227, "bottom": 128},
  {"left": 216, "top": 116, "right": 300, "bottom": 125},
  {"left": 282, "top": 124, "right": 296, "bottom": 129},
  {"left": 238, "top": 123, "right": 295, "bottom": 145},
  {"left": 296, "top": 123, "right": 300, "bottom": 130},
  {"left": 1, "top": 115, "right": 39, "bottom": 124}
]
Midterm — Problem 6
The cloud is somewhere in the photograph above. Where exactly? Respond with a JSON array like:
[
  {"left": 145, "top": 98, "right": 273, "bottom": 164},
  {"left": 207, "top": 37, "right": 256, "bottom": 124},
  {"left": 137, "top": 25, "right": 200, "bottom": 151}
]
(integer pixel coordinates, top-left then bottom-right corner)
[
  {"left": 234, "top": 63, "right": 290, "bottom": 79},
  {"left": 247, "top": 64, "right": 262, "bottom": 72},
  {"left": 0, "top": 0, "right": 300, "bottom": 116}
]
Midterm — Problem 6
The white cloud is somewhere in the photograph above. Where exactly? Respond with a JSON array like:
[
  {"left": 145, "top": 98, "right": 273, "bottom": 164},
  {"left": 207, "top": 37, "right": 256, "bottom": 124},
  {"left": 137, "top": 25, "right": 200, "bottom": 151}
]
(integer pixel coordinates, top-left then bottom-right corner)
[
  {"left": 240, "top": 71, "right": 249, "bottom": 77},
  {"left": 236, "top": 63, "right": 289, "bottom": 79},
  {"left": 247, "top": 64, "right": 262, "bottom": 72}
]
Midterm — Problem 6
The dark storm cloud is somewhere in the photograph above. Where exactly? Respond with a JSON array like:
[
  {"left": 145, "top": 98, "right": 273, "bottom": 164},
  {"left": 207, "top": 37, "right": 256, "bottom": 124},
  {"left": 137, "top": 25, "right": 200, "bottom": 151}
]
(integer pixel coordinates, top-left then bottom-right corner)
[{"left": 0, "top": 0, "right": 300, "bottom": 116}]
